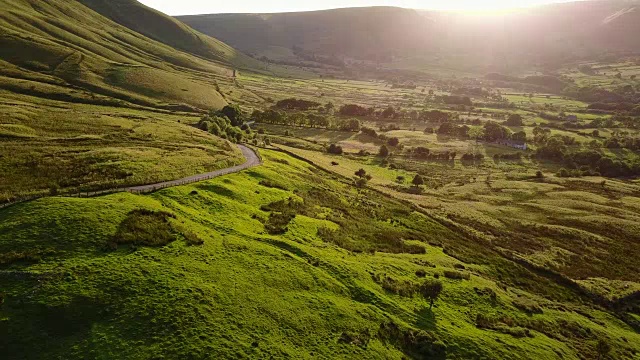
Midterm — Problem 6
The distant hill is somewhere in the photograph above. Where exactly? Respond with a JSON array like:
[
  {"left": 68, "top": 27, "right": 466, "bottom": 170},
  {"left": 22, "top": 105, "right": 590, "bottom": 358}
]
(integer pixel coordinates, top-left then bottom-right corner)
[
  {"left": 0, "top": 0, "right": 264, "bottom": 110},
  {"left": 179, "top": 7, "right": 432, "bottom": 63},
  {"left": 77, "top": 0, "right": 260, "bottom": 69},
  {"left": 179, "top": 1, "right": 640, "bottom": 73}
]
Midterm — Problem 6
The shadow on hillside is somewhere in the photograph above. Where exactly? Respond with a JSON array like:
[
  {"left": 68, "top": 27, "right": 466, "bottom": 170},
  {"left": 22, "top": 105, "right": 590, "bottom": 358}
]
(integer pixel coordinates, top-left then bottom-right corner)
[
  {"left": 415, "top": 305, "right": 438, "bottom": 331},
  {"left": 196, "top": 184, "right": 236, "bottom": 198}
]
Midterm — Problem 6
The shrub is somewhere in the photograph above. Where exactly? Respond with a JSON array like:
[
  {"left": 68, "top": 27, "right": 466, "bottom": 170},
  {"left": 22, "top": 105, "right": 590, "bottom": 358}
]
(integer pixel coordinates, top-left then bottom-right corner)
[
  {"left": 110, "top": 210, "right": 177, "bottom": 249},
  {"left": 535, "top": 170, "right": 544, "bottom": 179},
  {"left": 443, "top": 270, "right": 470, "bottom": 280},
  {"left": 419, "top": 279, "right": 443, "bottom": 309},
  {"left": 415, "top": 269, "right": 427, "bottom": 278},
  {"left": 258, "top": 180, "right": 288, "bottom": 191},
  {"left": 264, "top": 212, "right": 296, "bottom": 235},
  {"left": 557, "top": 168, "right": 570, "bottom": 177},
  {"left": 182, "top": 230, "right": 204, "bottom": 246},
  {"left": 327, "top": 143, "right": 343, "bottom": 155}
]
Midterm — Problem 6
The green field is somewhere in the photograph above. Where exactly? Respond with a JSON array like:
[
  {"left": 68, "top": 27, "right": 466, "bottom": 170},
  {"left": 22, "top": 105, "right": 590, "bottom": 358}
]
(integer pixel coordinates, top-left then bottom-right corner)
[{"left": 2, "top": 149, "right": 639, "bottom": 359}]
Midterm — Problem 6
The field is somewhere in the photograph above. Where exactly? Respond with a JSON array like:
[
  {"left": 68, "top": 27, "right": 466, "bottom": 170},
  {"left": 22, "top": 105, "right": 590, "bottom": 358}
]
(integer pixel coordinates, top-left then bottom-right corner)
[
  {"left": 0, "top": 90, "right": 243, "bottom": 202},
  {"left": 2, "top": 149, "right": 639, "bottom": 359}
]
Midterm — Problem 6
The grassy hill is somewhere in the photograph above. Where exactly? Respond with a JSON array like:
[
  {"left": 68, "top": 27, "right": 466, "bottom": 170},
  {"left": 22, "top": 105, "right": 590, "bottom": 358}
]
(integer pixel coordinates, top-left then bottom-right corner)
[
  {"left": 0, "top": 0, "right": 267, "bottom": 200},
  {"left": 179, "top": 1, "right": 640, "bottom": 74},
  {"left": 77, "top": 0, "right": 261, "bottom": 70},
  {"left": 2, "top": 149, "right": 638, "bottom": 359},
  {"left": 0, "top": 0, "right": 242, "bottom": 110}
]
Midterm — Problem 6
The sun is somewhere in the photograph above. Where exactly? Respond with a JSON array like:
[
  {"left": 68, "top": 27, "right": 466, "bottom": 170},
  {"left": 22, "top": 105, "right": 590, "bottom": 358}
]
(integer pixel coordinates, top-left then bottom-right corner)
[{"left": 415, "top": 0, "right": 565, "bottom": 14}]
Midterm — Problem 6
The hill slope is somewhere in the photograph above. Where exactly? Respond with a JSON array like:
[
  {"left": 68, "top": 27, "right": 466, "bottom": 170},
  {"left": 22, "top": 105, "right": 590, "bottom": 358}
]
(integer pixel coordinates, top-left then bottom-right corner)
[
  {"left": 179, "top": 1, "right": 640, "bottom": 73},
  {"left": 77, "top": 0, "right": 261, "bottom": 70},
  {"left": 179, "top": 7, "right": 431, "bottom": 63},
  {"left": 2, "top": 149, "right": 639, "bottom": 359},
  {"left": 0, "top": 0, "right": 256, "bottom": 200}
]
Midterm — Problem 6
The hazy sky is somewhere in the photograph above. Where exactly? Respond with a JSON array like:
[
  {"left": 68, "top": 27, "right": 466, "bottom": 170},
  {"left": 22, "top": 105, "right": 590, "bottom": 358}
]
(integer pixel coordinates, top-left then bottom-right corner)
[{"left": 138, "top": 0, "right": 578, "bottom": 16}]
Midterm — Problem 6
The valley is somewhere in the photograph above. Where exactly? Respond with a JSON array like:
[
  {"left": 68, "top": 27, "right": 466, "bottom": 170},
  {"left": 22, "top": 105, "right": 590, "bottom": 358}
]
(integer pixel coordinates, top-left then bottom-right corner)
[{"left": 0, "top": 1, "right": 639, "bottom": 359}]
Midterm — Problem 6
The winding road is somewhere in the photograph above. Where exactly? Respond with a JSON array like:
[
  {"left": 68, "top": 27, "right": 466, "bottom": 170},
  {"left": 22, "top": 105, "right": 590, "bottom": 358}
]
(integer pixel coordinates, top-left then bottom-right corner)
[
  {"left": 125, "top": 144, "right": 261, "bottom": 194},
  {"left": 0, "top": 145, "right": 261, "bottom": 210}
]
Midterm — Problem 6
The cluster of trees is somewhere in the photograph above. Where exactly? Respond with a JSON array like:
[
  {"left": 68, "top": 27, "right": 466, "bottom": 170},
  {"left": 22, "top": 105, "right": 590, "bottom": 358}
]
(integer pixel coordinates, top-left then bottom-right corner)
[
  {"left": 565, "top": 85, "right": 640, "bottom": 116},
  {"left": 438, "top": 95, "right": 473, "bottom": 106},
  {"left": 251, "top": 109, "right": 360, "bottom": 132},
  {"left": 409, "top": 147, "right": 457, "bottom": 161},
  {"left": 274, "top": 98, "right": 321, "bottom": 111},
  {"left": 461, "top": 153, "right": 485, "bottom": 162},
  {"left": 436, "top": 121, "right": 527, "bottom": 144},
  {"left": 535, "top": 136, "right": 640, "bottom": 177},
  {"left": 197, "top": 104, "right": 247, "bottom": 142}
]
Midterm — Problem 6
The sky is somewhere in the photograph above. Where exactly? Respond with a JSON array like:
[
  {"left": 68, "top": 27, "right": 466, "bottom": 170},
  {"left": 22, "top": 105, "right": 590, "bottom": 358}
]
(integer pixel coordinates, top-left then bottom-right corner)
[{"left": 138, "top": 0, "right": 579, "bottom": 16}]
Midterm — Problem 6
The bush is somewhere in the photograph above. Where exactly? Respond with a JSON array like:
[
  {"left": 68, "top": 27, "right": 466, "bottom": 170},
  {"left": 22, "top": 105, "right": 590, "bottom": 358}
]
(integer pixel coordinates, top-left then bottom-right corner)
[
  {"left": 182, "top": 230, "right": 204, "bottom": 246},
  {"left": 443, "top": 270, "right": 470, "bottom": 280},
  {"left": 110, "top": 210, "right": 177, "bottom": 249},
  {"left": 420, "top": 279, "right": 443, "bottom": 309},
  {"left": 557, "top": 168, "right": 570, "bottom": 177},
  {"left": 327, "top": 144, "right": 343, "bottom": 154},
  {"left": 264, "top": 212, "right": 296, "bottom": 235}
]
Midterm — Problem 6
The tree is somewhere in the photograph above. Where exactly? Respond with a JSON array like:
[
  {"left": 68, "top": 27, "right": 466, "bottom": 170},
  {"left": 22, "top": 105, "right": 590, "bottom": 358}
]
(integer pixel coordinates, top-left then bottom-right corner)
[
  {"left": 355, "top": 168, "right": 367, "bottom": 178},
  {"left": 327, "top": 144, "right": 343, "bottom": 155},
  {"left": 467, "top": 126, "right": 485, "bottom": 143},
  {"left": 483, "top": 121, "right": 511, "bottom": 142},
  {"left": 506, "top": 114, "right": 524, "bottom": 126},
  {"left": 220, "top": 104, "right": 244, "bottom": 127},
  {"left": 512, "top": 131, "right": 527, "bottom": 142},
  {"left": 387, "top": 137, "right": 400, "bottom": 147},
  {"left": 420, "top": 279, "right": 443, "bottom": 309},
  {"left": 378, "top": 145, "right": 390, "bottom": 158},
  {"left": 382, "top": 106, "right": 396, "bottom": 119},
  {"left": 596, "top": 339, "right": 611, "bottom": 360},
  {"left": 412, "top": 174, "right": 425, "bottom": 187}
]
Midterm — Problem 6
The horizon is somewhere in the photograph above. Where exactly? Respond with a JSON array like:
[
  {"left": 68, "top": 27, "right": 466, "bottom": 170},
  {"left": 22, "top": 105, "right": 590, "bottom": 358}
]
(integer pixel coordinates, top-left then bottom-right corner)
[{"left": 138, "top": 0, "right": 585, "bottom": 16}]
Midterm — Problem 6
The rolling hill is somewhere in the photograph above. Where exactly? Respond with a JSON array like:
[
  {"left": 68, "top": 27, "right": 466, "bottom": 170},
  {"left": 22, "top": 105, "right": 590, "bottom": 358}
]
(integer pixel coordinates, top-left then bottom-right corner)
[
  {"left": 179, "top": 1, "right": 640, "bottom": 74},
  {"left": 0, "top": 0, "right": 262, "bottom": 200},
  {"left": 0, "top": 0, "right": 267, "bottom": 111}
]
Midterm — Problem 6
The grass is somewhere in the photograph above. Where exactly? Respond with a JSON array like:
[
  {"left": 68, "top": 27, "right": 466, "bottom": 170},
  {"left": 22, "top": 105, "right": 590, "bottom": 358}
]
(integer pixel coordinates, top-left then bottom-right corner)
[
  {"left": 1, "top": 149, "right": 639, "bottom": 359},
  {"left": 0, "top": 92, "right": 243, "bottom": 202},
  {"left": 0, "top": 151, "right": 638, "bottom": 359}
]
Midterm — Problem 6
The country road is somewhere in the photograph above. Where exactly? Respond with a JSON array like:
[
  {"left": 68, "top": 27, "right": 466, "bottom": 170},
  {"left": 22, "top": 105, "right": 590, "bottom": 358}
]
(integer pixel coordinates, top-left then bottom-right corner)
[
  {"left": 125, "top": 144, "right": 261, "bottom": 193},
  {"left": 0, "top": 145, "right": 261, "bottom": 210}
]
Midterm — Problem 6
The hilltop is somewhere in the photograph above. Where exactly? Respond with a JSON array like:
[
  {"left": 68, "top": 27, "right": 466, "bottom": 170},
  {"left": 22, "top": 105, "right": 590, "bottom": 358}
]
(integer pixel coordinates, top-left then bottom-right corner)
[{"left": 179, "top": 1, "right": 640, "bottom": 74}]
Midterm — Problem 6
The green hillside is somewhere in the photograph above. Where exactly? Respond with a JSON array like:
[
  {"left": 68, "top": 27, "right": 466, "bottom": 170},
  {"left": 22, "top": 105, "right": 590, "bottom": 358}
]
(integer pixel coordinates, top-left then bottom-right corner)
[
  {"left": 0, "top": 0, "right": 266, "bottom": 201},
  {"left": 0, "top": 0, "right": 238, "bottom": 110},
  {"left": 2, "top": 149, "right": 638, "bottom": 359},
  {"left": 77, "top": 0, "right": 261, "bottom": 70}
]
